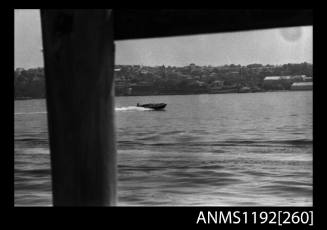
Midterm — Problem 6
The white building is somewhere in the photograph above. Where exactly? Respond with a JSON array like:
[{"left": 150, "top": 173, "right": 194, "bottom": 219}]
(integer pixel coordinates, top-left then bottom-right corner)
[{"left": 290, "top": 82, "right": 313, "bottom": 90}]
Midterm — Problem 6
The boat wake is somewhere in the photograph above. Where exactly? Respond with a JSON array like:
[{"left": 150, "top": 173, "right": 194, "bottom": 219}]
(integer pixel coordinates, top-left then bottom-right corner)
[
  {"left": 15, "top": 107, "right": 151, "bottom": 115},
  {"left": 115, "top": 106, "right": 152, "bottom": 111}
]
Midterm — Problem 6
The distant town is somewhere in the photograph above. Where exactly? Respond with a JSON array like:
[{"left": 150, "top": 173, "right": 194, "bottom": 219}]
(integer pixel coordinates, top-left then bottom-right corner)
[{"left": 14, "top": 62, "right": 312, "bottom": 99}]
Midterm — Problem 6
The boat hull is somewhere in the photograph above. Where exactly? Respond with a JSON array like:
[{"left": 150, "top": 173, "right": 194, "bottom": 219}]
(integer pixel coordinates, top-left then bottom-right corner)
[{"left": 137, "top": 103, "right": 167, "bottom": 110}]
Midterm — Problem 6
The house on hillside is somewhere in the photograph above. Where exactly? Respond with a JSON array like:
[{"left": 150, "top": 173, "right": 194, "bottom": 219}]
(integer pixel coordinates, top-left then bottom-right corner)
[
  {"left": 263, "top": 76, "right": 292, "bottom": 90},
  {"left": 290, "top": 82, "right": 313, "bottom": 90}
]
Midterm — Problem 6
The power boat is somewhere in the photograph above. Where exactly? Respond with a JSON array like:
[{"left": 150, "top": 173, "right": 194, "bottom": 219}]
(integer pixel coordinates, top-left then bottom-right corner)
[{"left": 136, "top": 103, "right": 167, "bottom": 110}]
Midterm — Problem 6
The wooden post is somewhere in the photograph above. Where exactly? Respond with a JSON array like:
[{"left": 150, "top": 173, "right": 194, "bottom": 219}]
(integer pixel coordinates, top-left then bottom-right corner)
[{"left": 40, "top": 10, "right": 116, "bottom": 206}]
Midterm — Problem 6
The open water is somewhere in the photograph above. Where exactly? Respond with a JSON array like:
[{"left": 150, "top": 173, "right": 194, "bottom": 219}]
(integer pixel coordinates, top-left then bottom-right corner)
[{"left": 14, "top": 91, "right": 312, "bottom": 206}]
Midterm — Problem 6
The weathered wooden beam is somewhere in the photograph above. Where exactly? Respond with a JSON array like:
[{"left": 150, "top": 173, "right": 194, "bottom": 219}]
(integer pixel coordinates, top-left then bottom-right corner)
[
  {"left": 41, "top": 9, "right": 116, "bottom": 206},
  {"left": 113, "top": 9, "right": 312, "bottom": 40}
]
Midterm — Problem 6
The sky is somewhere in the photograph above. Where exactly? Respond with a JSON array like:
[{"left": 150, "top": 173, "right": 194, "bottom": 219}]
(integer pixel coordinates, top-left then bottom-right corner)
[{"left": 14, "top": 9, "right": 313, "bottom": 69}]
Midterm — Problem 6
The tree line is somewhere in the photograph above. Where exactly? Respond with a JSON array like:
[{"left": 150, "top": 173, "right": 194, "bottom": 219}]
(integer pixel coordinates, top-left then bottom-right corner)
[{"left": 14, "top": 62, "right": 312, "bottom": 99}]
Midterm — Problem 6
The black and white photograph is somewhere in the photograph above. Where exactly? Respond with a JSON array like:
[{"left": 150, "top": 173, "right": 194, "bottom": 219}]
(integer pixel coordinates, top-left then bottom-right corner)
[{"left": 14, "top": 10, "right": 313, "bottom": 208}]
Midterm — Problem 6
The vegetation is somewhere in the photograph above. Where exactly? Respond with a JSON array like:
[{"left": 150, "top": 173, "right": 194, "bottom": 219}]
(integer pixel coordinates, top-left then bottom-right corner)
[
  {"left": 14, "top": 62, "right": 312, "bottom": 99},
  {"left": 14, "top": 68, "right": 45, "bottom": 99}
]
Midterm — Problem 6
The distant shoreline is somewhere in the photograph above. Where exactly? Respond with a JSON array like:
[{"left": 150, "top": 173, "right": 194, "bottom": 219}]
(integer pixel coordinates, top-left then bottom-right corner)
[
  {"left": 15, "top": 97, "right": 34, "bottom": 100},
  {"left": 15, "top": 63, "right": 313, "bottom": 100},
  {"left": 14, "top": 89, "right": 312, "bottom": 101}
]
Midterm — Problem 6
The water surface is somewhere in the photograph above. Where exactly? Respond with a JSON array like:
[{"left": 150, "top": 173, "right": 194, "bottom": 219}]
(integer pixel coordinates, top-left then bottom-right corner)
[{"left": 14, "top": 91, "right": 312, "bottom": 206}]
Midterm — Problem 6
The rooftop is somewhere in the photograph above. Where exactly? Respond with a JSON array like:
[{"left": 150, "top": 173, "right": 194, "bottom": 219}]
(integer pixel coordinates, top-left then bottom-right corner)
[
  {"left": 292, "top": 82, "right": 313, "bottom": 86},
  {"left": 264, "top": 76, "right": 281, "bottom": 80}
]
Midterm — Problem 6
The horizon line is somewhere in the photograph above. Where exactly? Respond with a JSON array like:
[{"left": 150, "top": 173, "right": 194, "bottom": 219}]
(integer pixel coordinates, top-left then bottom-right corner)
[{"left": 14, "top": 62, "right": 313, "bottom": 70}]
